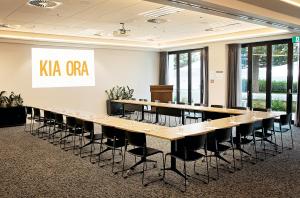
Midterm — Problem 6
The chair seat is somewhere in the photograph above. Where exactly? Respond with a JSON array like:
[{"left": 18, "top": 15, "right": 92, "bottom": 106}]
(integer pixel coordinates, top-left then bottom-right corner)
[
  {"left": 105, "top": 139, "right": 125, "bottom": 148},
  {"left": 232, "top": 137, "right": 253, "bottom": 145},
  {"left": 85, "top": 133, "right": 103, "bottom": 140},
  {"left": 274, "top": 127, "right": 290, "bottom": 133},
  {"left": 167, "top": 150, "right": 204, "bottom": 161},
  {"left": 254, "top": 131, "right": 273, "bottom": 138},
  {"left": 128, "top": 147, "right": 162, "bottom": 157},
  {"left": 207, "top": 143, "right": 231, "bottom": 152}
]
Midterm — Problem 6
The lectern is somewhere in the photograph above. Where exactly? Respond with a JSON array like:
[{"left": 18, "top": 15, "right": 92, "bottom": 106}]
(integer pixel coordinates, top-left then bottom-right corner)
[{"left": 150, "top": 85, "right": 173, "bottom": 103}]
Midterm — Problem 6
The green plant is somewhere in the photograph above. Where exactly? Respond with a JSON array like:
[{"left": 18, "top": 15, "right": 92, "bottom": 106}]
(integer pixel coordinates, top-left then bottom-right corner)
[
  {"left": 0, "top": 91, "right": 23, "bottom": 107},
  {"left": 105, "top": 86, "right": 134, "bottom": 100}
]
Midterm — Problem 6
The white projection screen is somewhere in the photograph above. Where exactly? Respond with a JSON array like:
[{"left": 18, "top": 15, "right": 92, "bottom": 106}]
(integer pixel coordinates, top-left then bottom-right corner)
[{"left": 32, "top": 48, "right": 95, "bottom": 88}]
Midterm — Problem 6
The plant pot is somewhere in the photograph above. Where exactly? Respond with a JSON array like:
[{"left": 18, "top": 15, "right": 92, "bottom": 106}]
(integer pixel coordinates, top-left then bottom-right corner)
[
  {"left": 0, "top": 106, "right": 26, "bottom": 128},
  {"left": 106, "top": 100, "right": 123, "bottom": 116}
]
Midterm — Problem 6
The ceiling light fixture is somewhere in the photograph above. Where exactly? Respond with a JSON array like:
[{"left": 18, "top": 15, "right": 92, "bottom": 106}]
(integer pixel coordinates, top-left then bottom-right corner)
[
  {"left": 280, "top": 0, "right": 300, "bottom": 8},
  {"left": 0, "top": 24, "right": 21, "bottom": 29},
  {"left": 27, "top": 0, "right": 62, "bottom": 9}
]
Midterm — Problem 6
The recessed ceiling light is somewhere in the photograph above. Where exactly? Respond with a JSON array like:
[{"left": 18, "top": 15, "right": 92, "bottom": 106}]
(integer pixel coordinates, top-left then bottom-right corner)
[
  {"left": 27, "top": 0, "right": 62, "bottom": 9},
  {"left": 280, "top": 0, "right": 300, "bottom": 8}
]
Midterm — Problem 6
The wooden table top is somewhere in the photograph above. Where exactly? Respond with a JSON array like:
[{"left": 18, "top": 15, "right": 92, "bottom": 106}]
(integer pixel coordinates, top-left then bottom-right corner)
[
  {"left": 112, "top": 99, "right": 247, "bottom": 115},
  {"left": 27, "top": 104, "right": 281, "bottom": 141}
]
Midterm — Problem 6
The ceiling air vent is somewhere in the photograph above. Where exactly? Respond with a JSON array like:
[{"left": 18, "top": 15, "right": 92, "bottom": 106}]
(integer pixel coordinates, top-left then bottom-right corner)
[
  {"left": 139, "top": 6, "right": 184, "bottom": 18},
  {"left": 27, "top": 0, "right": 61, "bottom": 9}
]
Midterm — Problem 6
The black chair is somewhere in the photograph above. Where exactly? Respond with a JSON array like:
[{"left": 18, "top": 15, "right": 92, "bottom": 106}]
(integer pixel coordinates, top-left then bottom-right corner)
[
  {"left": 156, "top": 107, "right": 182, "bottom": 126},
  {"left": 252, "top": 108, "right": 267, "bottom": 112},
  {"left": 122, "top": 131, "right": 164, "bottom": 186},
  {"left": 274, "top": 113, "right": 294, "bottom": 151},
  {"left": 24, "top": 106, "right": 33, "bottom": 132},
  {"left": 164, "top": 134, "right": 209, "bottom": 192},
  {"left": 32, "top": 108, "right": 45, "bottom": 136},
  {"left": 186, "top": 103, "right": 202, "bottom": 123},
  {"left": 207, "top": 128, "right": 236, "bottom": 178},
  {"left": 60, "top": 117, "right": 82, "bottom": 153},
  {"left": 80, "top": 121, "right": 103, "bottom": 162},
  {"left": 48, "top": 113, "right": 65, "bottom": 145},
  {"left": 97, "top": 126, "right": 126, "bottom": 174},
  {"left": 234, "top": 122, "right": 258, "bottom": 167}
]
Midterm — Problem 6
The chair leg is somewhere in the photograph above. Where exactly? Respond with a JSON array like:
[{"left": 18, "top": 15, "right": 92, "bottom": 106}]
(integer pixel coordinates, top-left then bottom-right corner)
[
  {"left": 142, "top": 159, "right": 146, "bottom": 186},
  {"left": 290, "top": 124, "right": 294, "bottom": 149},
  {"left": 183, "top": 161, "right": 187, "bottom": 192}
]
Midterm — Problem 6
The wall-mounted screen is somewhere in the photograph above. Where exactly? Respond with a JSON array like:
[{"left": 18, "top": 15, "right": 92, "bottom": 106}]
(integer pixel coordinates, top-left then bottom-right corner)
[{"left": 32, "top": 48, "right": 95, "bottom": 88}]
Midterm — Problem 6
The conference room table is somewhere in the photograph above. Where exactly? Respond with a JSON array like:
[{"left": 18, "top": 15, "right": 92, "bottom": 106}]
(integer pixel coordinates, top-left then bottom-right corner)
[
  {"left": 27, "top": 103, "right": 281, "bottom": 176},
  {"left": 112, "top": 99, "right": 248, "bottom": 124}
]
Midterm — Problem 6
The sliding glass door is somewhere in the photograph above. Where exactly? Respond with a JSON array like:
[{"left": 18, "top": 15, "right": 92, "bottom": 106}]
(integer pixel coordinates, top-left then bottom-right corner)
[
  {"left": 168, "top": 49, "right": 203, "bottom": 104},
  {"left": 240, "top": 39, "right": 299, "bottom": 117}
]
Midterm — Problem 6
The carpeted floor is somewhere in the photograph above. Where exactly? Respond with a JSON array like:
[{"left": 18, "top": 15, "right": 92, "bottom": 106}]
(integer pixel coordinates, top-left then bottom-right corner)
[{"left": 0, "top": 125, "right": 300, "bottom": 198}]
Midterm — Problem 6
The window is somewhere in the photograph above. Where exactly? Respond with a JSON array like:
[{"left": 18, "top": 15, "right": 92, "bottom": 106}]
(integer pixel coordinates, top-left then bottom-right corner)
[
  {"left": 167, "top": 48, "right": 205, "bottom": 104},
  {"left": 240, "top": 39, "right": 299, "bottom": 119}
]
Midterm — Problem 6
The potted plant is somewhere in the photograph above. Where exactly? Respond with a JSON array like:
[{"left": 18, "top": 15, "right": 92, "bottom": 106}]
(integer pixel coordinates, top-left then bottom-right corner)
[
  {"left": 105, "top": 86, "right": 134, "bottom": 115},
  {"left": 0, "top": 91, "right": 25, "bottom": 127}
]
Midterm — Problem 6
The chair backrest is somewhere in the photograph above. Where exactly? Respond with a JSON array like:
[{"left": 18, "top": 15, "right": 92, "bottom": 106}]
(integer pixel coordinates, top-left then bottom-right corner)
[
  {"left": 75, "top": 118, "right": 83, "bottom": 128},
  {"left": 211, "top": 104, "right": 223, "bottom": 108},
  {"left": 55, "top": 113, "right": 64, "bottom": 125},
  {"left": 231, "top": 106, "right": 247, "bottom": 110},
  {"left": 194, "top": 103, "right": 201, "bottom": 106},
  {"left": 252, "top": 108, "right": 267, "bottom": 112},
  {"left": 280, "top": 113, "right": 292, "bottom": 125},
  {"left": 236, "top": 122, "right": 254, "bottom": 137},
  {"left": 126, "top": 131, "right": 146, "bottom": 147},
  {"left": 215, "top": 128, "right": 232, "bottom": 143},
  {"left": 25, "top": 107, "right": 32, "bottom": 115},
  {"left": 102, "top": 126, "right": 125, "bottom": 141},
  {"left": 156, "top": 107, "right": 182, "bottom": 117},
  {"left": 83, "top": 121, "right": 94, "bottom": 133},
  {"left": 44, "top": 110, "right": 51, "bottom": 120},
  {"left": 262, "top": 118, "right": 274, "bottom": 131},
  {"left": 184, "top": 134, "right": 206, "bottom": 151},
  {"left": 178, "top": 102, "right": 186, "bottom": 105},
  {"left": 33, "top": 108, "right": 40, "bottom": 118},
  {"left": 66, "top": 116, "right": 76, "bottom": 128}
]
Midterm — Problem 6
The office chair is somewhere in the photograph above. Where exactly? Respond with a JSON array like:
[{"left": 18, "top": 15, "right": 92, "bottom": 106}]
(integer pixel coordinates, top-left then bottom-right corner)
[
  {"left": 122, "top": 131, "right": 164, "bottom": 186},
  {"left": 274, "top": 113, "right": 294, "bottom": 152},
  {"left": 164, "top": 134, "right": 209, "bottom": 192},
  {"left": 24, "top": 106, "right": 33, "bottom": 133}
]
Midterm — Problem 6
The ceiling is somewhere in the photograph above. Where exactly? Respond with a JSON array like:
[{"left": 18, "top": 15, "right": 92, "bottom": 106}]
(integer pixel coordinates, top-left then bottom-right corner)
[{"left": 0, "top": 0, "right": 291, "bottom": 49}]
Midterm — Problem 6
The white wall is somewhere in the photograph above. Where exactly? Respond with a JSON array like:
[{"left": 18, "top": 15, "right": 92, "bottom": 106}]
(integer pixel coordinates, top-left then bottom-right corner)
[{"left": 0, "top": 42, "right": 159, "bottom": 114}]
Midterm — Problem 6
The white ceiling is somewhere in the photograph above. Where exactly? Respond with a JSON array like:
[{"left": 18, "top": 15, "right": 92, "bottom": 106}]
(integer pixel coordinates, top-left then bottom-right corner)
[{"left": 0, "top": 0, "right": 286, "bottom": 48}]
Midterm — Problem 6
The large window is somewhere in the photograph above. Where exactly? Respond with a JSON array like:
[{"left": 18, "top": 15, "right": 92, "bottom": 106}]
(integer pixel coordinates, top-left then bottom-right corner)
[
  {"left": 167, "top": 49, "right": 204, "bottom": 104},
  {"left": 239, "top": 39, "right": 299, "bottom": 117}
]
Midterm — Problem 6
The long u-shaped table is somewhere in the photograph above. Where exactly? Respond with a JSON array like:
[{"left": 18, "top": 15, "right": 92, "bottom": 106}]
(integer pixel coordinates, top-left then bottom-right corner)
[{"left": 28, "top": 101, "right": 280, "bottom": 176}]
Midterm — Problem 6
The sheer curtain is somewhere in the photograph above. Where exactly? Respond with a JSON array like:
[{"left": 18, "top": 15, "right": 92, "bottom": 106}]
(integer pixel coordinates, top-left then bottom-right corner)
[
  {"left": 159, "top": 52, "right": 168, "bottom": 85},
  {"left": 227, "top": 44, "right": 241, "bottom": 108}
]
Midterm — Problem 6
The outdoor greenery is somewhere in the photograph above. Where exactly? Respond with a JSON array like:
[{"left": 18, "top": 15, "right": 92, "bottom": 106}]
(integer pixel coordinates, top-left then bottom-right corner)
[
  {"left": 252, "top": 99, "right": 296, "bottom": 112},
  {"left": 241, "top": 79, "right": 298, "bottom": 93}
]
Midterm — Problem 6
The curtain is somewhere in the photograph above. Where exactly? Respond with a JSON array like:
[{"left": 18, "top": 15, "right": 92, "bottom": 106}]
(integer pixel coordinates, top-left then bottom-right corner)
[
  {"left": 227, "top": 44, "right": 241, "bottom": 108},
  {"left": 159, "top": 52, "right": 168, "bottom": 85},
  {"left": 201, "top": 47, "right": 209, "bottom": 106},
  {"left": 295, "top": 45, "right": 300, "bottom": 126}
]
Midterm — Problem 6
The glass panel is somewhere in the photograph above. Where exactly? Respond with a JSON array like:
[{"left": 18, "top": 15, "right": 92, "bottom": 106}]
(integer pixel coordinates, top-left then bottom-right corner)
[
  {"left": 240, "top": 47, "right": 248, "bottom": 107},
  {"left": 293, "top": 43, "right": 299, "bottom": 117},
  {"left": 191, "top": 51, "right": 201, "bottom": 104},
  {"left": 168, "top": 54, "right": 177, "bottom": 102},
  {"left": 271, "top": 44, "right": 288, "bottom": 113},
  {"left": 252, "top": 45, "right": 267, "bottom": 109},
  {"left": 179, "top": 53, "right": 189, "bottom": 103}
]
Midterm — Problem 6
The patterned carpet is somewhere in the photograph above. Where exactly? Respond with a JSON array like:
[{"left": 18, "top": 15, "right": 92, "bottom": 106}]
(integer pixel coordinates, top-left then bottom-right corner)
[{"left": 0, "top": 124, "right": 299, "bottom": 198}]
